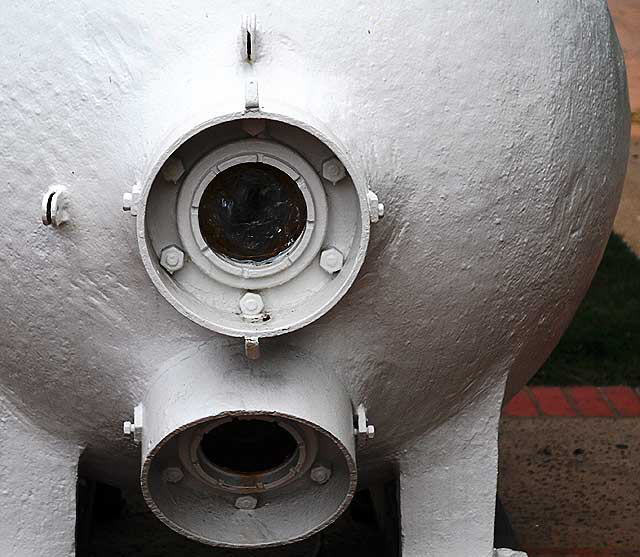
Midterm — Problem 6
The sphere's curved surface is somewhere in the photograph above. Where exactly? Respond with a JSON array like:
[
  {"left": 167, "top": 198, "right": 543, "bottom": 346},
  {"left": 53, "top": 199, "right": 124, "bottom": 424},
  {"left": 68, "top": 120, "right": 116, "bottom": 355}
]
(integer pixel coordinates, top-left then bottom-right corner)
[{"left": 0, "top": 0, "right": 629, "bottom": 492}]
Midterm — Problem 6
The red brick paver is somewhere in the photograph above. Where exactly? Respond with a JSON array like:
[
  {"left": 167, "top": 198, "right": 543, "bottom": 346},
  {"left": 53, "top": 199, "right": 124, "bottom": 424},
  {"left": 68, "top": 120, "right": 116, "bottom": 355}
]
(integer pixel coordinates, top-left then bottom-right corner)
[
  {"left": 566, "top": 387, "right": 615, "bottom": 417},
  {"left": 503, "top": 387, "right": 640, "bottom": 418},
  {"left": 529, "top": 387, "right": 576, "bottom": 417},
  {"left": 503, "top": 389, "right": 539, "bottom": 417},
  {"left": 602, "top": 387, "right": 640, "bottom": 417}
]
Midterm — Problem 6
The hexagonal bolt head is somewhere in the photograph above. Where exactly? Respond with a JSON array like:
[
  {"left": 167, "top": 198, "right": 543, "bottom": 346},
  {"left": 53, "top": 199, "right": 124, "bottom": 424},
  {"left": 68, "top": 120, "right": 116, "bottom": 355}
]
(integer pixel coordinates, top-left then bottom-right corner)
[
  {"left": 162, "top": 467, "right": 184, "bottom": 484},
  {"left": 123, "top": 421, "right": 134, "bottom": 435},
  {"left": 239, "top": 292, "right": 264, "bottom": 316},
  {"left": 322, "top": 158, "right": 346, "bottom": 184},
  {"left": 235, "top": 495, "right": 258, "bottom": 510},
  {"left": 161, "top": 157, "right": 185, "bottom": 184},
  {"left": 310, "top": 465, "right": 332, "bottom": 485},
  {"left": 160, "top": 246, "right": 185, "bottom": 274},
  {"left": 320, "top": 248, "right": 344, "bottom": 274}
]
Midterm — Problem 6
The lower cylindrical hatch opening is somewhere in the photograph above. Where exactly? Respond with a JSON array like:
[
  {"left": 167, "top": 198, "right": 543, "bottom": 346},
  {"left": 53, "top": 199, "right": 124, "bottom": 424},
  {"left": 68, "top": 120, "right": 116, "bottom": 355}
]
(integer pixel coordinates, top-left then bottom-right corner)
[
  {"left": 139, "top": 344, "right": 357, "bottom": 548},
  {"left": 185, "top": 415, "right": 313, "bottom": 494},
  {"left": 199, "top": 418, "right": 299, "bottom": 474}
]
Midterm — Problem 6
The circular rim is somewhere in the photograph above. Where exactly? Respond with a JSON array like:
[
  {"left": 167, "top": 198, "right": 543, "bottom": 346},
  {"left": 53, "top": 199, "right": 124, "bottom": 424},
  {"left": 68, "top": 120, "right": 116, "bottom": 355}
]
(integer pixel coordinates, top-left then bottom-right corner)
[
  {"left": 178, "top": 415, "right": 319, "bottom": 494},
  {"left": 141, "top": 411, "right": 358, "bottom": 548},
  {"left": 177, "top": 140, "right": 328, "bottom": 289},
  {"left": 137, "top": 112, "right": 372, "bottom": 338}
]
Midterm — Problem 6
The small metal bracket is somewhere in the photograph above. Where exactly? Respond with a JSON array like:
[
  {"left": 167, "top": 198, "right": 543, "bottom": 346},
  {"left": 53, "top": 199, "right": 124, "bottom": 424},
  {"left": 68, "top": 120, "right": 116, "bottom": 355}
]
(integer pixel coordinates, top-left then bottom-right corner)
[
  {"left": 245, "top": 336, "right": 261, "bottom": 360},
  {"left": 123, "top": 404, "right": 144, "bottom": 444},
  {"left": 41, "top": 185, "right": 70, "bottom": 227},
  {"left": 241, "top": 15, "right": 259, "bottom": 111},
  {"left": 122, "top": 183, "right": 142, "bottom": 216},
  {"left": 245, "top": 79, "right": 259, "bottom": 110},
  {"left": 242, "top": 14, "right": 257, "bottom": 62},
  {"left": 354, "top": 404, "right": 375, "bottom": 449},
  {"left": 366, "top": 190, "right": 384, "bottom": 223}
]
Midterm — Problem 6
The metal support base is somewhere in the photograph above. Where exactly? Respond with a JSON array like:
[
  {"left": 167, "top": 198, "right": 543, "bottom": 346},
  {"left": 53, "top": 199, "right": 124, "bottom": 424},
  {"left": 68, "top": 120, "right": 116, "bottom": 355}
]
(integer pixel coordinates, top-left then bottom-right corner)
[
  {"left": 398, "top": 374, "right": 527, "bottom": 557},
  {"left": 0, "top": 395, "right": 81, "bottom": 557}
]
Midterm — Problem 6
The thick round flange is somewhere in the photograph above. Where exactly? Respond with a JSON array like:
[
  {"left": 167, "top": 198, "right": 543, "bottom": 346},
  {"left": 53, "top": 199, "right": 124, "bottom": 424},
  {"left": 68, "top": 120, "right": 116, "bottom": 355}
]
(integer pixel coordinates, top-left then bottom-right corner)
[
  {"left": 143, "top": 412, "right": 355, "bottom": 548},
  {"left": 138, "top": 342, "right": 358, "bottom": 548},
  {"left": 176, "top": 140, "right": 328, "bottom": 289},
  {"left": 136, "top": 115, "right": 371, "bottom": 338}
]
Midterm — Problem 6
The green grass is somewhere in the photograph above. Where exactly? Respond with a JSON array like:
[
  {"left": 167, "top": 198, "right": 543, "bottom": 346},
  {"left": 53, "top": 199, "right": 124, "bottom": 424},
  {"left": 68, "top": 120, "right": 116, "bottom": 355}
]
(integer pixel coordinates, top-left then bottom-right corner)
[{"left": 530, "top": 233, "right": 640, "bottom": 386}]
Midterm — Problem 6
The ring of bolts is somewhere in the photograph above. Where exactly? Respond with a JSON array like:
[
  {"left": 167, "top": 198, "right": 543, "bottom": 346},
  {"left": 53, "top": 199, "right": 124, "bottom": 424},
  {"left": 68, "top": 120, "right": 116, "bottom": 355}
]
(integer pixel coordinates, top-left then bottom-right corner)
[{"left": 134, "top": 155, "right": 384, "bottom": 323}]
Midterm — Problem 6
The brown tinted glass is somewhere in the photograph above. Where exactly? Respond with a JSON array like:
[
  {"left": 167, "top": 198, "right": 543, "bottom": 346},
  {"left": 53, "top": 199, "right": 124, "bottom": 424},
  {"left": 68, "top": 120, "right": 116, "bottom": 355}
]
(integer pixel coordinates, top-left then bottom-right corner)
[{"left": 198, "top": 163, "right": 307, "bottom": 262}]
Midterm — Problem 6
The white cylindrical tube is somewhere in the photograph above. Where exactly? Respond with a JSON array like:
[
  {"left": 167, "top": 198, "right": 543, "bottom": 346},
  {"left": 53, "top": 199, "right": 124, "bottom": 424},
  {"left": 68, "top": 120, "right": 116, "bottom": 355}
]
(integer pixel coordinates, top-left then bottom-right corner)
[{"left": 139, "top": 341, "right": 356, "bottom": 548}]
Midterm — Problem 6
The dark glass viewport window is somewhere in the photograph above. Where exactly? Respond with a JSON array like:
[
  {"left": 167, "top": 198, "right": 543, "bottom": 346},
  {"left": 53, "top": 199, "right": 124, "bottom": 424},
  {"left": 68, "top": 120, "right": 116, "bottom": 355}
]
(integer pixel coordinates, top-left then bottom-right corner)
[{"left": 198, "top": 163, "right": 307, "bottom": 262}]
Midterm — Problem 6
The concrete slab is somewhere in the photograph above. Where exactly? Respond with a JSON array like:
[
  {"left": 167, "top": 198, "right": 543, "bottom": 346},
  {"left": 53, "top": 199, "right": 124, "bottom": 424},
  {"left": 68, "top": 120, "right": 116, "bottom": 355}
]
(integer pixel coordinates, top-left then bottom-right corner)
[{"left": 498, "top": 416, "right": 640, "bottom": 557}]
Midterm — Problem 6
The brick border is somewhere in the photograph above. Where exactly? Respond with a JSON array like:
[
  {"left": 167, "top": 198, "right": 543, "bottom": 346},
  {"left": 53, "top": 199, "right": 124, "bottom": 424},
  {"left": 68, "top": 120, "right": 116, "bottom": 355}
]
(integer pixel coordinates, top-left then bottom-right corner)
[
  {"left": 527, "top": 550, "right": 635, "bottom": 557},
  {"left": 503, "top": 387, "right": 640, "bottom": 417}
]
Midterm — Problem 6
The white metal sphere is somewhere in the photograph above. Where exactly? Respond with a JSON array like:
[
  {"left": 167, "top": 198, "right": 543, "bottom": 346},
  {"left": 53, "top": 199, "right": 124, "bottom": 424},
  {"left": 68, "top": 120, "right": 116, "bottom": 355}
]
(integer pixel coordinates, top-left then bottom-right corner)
[{"left": 0, "top": 1, "right": 629, "bottom": 553}]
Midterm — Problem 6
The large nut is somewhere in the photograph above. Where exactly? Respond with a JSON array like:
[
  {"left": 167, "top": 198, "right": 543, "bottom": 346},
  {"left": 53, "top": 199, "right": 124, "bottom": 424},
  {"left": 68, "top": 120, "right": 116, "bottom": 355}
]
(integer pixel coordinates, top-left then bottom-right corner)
[
  {"left": 322, "top": 157, "right": 346, "bottom": 184},
  {"left": 320, "top": 248, "right": 344, "bottom": 274},
  {"left": 162, "top": 467, "right": 184, "bottom": 484},
  {"left": 161, "top": 156, "right": 185, "bottom": 184},
  {"left": 235, "top": 495, "right": 258, "bottom": 510},
  {"left": 160, "top": 246, "right": 185, "bottom": 274},
  {"left": 310, "top": 465, "right": 332, "bottom": 485},
  {"left": 240, "top": 292, "right": 264, "bottom": 315}
]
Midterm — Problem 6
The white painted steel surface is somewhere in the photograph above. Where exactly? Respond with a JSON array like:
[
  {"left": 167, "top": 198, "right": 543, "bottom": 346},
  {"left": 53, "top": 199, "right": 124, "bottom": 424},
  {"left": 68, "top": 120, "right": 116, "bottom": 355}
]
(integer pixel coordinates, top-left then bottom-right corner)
[{"left": 0, "top": 1, "right": 629, "bottom": 555}]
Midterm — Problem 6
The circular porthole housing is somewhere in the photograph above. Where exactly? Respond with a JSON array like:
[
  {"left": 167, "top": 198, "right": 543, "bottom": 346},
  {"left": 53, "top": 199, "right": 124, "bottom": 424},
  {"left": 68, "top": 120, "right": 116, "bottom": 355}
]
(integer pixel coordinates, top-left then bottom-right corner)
[{"left": 136, "top": 117, "right": 373, "bottom": 338}]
